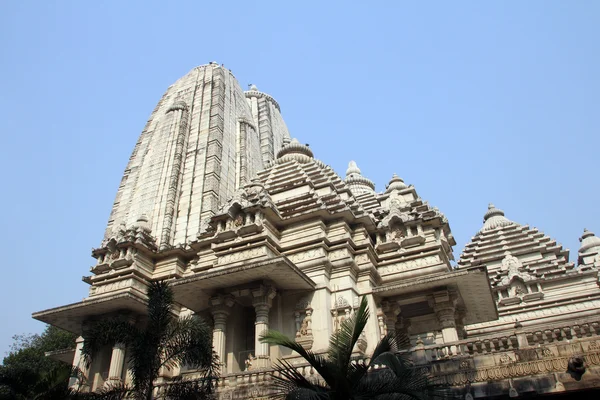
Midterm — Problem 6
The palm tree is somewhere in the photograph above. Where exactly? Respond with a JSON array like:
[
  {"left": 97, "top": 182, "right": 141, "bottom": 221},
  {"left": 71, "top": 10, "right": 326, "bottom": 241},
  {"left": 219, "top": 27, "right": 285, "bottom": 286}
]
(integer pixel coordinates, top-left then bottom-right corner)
[
  {"left": 81, "top": 281, "right": 217, "bottom": 400},
  {"left": 260, "top": 297, "right": 447, "bottom": 400}
]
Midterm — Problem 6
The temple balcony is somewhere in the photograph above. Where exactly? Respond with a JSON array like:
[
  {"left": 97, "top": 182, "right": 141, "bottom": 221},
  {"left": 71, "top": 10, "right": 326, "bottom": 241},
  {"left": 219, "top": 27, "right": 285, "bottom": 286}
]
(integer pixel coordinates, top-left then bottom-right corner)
[{"left": 166, "top": 317, "right": 600, "bottom": 399}]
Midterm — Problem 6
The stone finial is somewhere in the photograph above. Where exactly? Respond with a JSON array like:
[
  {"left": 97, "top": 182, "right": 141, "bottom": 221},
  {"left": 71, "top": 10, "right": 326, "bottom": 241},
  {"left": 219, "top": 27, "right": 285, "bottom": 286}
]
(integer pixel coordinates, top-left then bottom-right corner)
[
  {"left": 275, "top": 138, "right": 314, "bottom": 163},
  {"left": 248, "top": 84, "right": 258, "bottom": 91},
  {"left": 346, "top": 161, "right": 361, "bottom": 177},
  {"left": 481, "top": 203, "right": 516, "bottom": 232},
  {"left": 579, "top": 228, "right": 600, "bottom": 254},
  {"left": 345, "top": 161, "right": 375, "bottom": 194},
  {"left": 385, "top": 173, "right": 407, "bottom": 193}
]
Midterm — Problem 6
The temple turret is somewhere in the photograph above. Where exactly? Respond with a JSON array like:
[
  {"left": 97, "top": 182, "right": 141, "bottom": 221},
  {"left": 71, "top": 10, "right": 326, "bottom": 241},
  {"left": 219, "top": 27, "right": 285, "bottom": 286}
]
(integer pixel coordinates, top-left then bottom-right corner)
[
  {"left": 459, "top": 204, "right": 600, "bottom": 338},
  {"left": 245, "top": 84, "right": 289, "bottom": 166},
  {"left": 344, "top": 161, "right": 375, "bottom": 195},
  {"left": 385, "top": 173, "right": 408, "bottom": 193},
  {"left": 104, "top": 64, "right": 290, "bottom": 249},
  {"left": 578, "top": 228, "right": 600, "bottom": 268},
  {"left": 481, "top": 203, "right": 517, "bottom": 232}
]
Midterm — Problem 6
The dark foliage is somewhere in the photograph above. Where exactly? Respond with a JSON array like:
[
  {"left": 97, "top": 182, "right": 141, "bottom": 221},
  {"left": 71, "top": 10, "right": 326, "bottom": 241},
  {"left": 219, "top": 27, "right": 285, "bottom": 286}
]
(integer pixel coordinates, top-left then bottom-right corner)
[
  {"left": 82, "top": 280, "right": 217, "bottom": 400},
  {"left": 1, "top": 326, "right": 77, "bottom": 399},
  {"left": 260, "top": 297, "right": 450, "bottom": 400}
]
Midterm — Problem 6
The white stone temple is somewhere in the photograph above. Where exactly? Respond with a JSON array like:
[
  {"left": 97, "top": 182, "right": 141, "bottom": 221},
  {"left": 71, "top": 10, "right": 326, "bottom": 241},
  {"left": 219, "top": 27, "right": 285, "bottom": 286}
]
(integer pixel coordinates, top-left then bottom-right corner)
[{"left": 33, "top": 63, "right": 600, "bottom": 398}]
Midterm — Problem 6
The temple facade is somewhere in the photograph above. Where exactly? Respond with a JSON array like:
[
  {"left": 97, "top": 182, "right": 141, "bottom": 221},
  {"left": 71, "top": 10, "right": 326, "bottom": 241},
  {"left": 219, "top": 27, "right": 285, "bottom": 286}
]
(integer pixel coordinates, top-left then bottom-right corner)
[{"left": 33, "top": 64, "right": 600, "bottom": 399}]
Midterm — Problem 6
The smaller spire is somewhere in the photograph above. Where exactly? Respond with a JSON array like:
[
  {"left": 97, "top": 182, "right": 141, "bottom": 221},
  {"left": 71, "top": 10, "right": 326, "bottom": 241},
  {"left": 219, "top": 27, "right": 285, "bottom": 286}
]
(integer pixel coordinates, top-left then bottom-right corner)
[
  {"left": 275, "top": 138, "right": 314, "bottom": 163},
  {"left": 385, "top": 173, "right": 407, "bottom": 193},
  {"left": 345, "top": 161, "right": 375, "bottom": 194},
  {"left": 346, "top": 160, "right": 361, "bottom": 177},
  {"left": 481, "top": 203, "right": 516, "bottom": 232},
  {"left": 579, "top": 228, "right": 600, "bottom": 254}
]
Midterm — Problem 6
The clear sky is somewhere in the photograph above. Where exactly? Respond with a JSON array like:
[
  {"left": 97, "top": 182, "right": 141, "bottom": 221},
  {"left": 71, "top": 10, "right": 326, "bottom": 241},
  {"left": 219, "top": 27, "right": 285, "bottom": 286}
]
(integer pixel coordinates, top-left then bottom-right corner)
[{"left": 1, "top": 1, "right": 598, "bottom": 357}]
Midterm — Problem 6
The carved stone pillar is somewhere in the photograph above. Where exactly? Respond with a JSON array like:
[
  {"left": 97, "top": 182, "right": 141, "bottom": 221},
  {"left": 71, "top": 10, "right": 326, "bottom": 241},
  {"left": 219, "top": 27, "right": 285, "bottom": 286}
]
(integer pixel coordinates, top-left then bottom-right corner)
[
  {"left": 455, "top": 307, "right": 467, "bottom": 339},
  {"left": 107, "top": 343, "right": 126, "bottom": 384},
  {"left": 70, "top": 336, "right": 90, "bottom": 391},
  {"left": 252, "top": 285, "right": 276, "bottom": 368},
  {"left": 381, "top": 300, "right": 401, "bottom": 338},
  {"left": 432, "top": 291, "right": 459, "bottom": 345},
  {"left": 210, "top": 294, "right": 235, "bottom": 371}
]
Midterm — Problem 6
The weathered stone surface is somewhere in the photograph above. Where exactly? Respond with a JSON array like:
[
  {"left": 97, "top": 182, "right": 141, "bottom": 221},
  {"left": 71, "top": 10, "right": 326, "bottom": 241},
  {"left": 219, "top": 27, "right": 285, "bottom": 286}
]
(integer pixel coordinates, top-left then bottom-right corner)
[{"left": 32, "top": 65, "right": 600, "bottom": 398}]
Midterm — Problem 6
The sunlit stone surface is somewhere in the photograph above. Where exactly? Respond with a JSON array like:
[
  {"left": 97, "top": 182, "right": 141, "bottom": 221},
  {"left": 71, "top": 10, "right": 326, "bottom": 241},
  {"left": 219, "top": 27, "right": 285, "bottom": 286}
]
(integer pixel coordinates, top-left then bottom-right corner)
[{"left": 34, "top": 65, "right": 600, "bottom": 398}]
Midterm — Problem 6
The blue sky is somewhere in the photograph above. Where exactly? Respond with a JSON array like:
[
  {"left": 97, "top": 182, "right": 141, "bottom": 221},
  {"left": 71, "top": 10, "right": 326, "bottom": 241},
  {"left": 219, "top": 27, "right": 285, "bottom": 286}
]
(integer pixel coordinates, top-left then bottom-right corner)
[{"left": 0, "top": 1, "right": 598, "bottom": 357}]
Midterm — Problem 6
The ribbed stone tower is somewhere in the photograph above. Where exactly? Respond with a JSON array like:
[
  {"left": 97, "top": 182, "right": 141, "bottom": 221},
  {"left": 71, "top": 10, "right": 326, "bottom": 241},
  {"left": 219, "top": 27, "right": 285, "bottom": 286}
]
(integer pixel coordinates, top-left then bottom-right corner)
[
  {"left": 459, "top": 204, "right": 600, "bottom": 338},
  {"left": 105, "top": 63, "right": 289, "bottom": 249}
]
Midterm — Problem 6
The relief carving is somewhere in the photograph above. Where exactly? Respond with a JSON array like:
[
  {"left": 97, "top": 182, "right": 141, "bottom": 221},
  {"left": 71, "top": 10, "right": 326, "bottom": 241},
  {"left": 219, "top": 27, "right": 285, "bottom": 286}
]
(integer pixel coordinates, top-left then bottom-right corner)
[{"left": 294, "top": 299, "right": 313, "bottom": 350}]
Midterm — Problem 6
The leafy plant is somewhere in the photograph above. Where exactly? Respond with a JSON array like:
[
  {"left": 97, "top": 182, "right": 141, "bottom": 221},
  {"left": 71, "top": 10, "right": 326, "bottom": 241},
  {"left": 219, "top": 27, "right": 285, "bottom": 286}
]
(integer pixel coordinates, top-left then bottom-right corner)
[
  {"left": 82, "top": 281, "right": 217, "bottom": 400},
  {"left": 261, "top": 297, "right": 448, "bottom": 400}
]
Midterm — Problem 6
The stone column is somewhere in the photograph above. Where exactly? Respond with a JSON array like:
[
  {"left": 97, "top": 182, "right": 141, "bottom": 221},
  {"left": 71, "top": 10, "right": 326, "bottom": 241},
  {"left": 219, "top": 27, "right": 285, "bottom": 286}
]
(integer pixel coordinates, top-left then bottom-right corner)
[
  {"left": 381, "top": 300, "right": 401, "bottom": 338},
  {"left": 432, "top": 291, "right": 459, "bottom": 353},
  {"left": 70, "top": 336, "right": 90, "bottom": 391},
  {"left": 252, "top": 285, "right": 277, "bottom": 368},
  {"left": 210, "top": 294, "right": 234, "bottom": 371},
  {"left": 106, "top": 343, "right": 126, "bottom": 384}
]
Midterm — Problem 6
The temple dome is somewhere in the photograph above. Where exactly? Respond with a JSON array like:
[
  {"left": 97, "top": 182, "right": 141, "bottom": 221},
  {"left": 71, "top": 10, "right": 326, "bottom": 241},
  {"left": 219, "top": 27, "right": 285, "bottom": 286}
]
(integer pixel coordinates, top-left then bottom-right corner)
[
  {"left": 481, "top": 203, "right": 516, "bottom": 232},
  {"left": 579, "top": 229, "right": 600, "bottom": 254},
  {"left": 344, "top": 161, "right": 375, "bottom": 195},
  {"left": 275, "top": 138, "right": 314, "bottom": 164},
  {"left": 385, "top": 174, "right": 407, "bottom": 193},
  {"left": 102, "top": 63, "right": 290, "bottom": 247}
]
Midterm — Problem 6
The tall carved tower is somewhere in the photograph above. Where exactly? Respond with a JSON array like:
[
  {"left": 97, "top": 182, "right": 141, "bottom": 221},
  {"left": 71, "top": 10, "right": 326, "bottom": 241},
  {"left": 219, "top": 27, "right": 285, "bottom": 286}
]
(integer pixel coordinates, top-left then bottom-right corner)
[{"left": 105, "top": 63, "right": 289, "bottom": 249}]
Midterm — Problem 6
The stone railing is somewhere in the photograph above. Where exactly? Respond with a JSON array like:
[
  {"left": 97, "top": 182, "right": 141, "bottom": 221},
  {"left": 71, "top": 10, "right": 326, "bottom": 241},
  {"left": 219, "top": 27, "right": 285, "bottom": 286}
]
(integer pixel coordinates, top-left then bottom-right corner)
[
  {"left": 157, "top": 325, "right": 600, "bottom": 399},
  {"left": 408, "top": 335, "right": 520, "bottom": 363},
  {"left": 524, "top": 320, "right": 600, "bottom": 346}
]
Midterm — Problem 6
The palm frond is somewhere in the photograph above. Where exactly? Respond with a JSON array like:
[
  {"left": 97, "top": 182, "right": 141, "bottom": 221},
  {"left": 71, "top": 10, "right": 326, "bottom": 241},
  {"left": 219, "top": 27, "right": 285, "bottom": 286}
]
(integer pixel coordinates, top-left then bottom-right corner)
[
  {"left": 160, "top": 316, "right": 216, "bottom": 374},
  {"left": 269, "top": 359, "right": 330, "bottom": 400},
  {"left": 126, "top": 330, "right": 162, "bottom": 394},
  {"left": 260, "top": 330, "right": 335, "bottom": 386},
  {"left": 162, "top": 373, "right": 219, "bottom": 400},
  {"left": 81, "top": 320, "right": 139, "bottom": 364},
  {"left": 327, "top": 296, "right": 370, "bottom": 387},
  {"left": 147, "top": 281, "right": 175, "bottom": 337}
]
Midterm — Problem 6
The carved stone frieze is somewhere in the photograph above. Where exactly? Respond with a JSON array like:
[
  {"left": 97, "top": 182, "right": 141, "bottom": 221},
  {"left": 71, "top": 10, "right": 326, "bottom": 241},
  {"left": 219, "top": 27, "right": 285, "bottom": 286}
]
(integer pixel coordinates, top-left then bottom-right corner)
[
  {"left": 378, "top": 255, "right": 440, "bottom": 275},
  {"left": 89, "top": 278, "right": 146, "bottom": 297},
  {"left": 286, "top": 248, "right": 325, "bottom": 264},
  {"left": 216, "top": 246, "right": 275, "bottom": 266}
]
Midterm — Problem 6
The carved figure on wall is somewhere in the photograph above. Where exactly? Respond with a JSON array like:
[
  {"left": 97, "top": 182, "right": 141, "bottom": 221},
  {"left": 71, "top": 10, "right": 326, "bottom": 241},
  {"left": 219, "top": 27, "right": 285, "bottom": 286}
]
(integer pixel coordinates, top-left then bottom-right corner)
[
  {"left": 511, "top": 279, "right": 528, "bottom": 296},
  {"left": 245, "top": 353, "right": 255, "bottom": 371},
  {"left": 233, "top": 213, "right": 244, "bottom": 227},
  {"left": 502, "top": 255, "right": 521, "bottom": 275},
  {"left": 392, "top": 227, "right": 405, "bottom": 240},
  {"left": 299, "top": 317, "right": 309, "bottom": 336}
]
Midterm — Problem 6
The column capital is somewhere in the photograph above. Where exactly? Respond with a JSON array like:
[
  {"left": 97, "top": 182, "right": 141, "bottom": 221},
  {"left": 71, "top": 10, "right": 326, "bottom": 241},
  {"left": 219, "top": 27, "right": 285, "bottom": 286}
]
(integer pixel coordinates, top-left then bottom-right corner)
[
  {"left": 210, "top": 294, "right": 235, "bottom": 311},
  {"left": 381, "top": 300, "right": 401, "bottom": 317},
  {"left": 113, "top": 342, "right": 126, "bottom": 351},
  {"left": 251, "top": 285, "right": 277, "bottom": 309},
  {"left": 429, "top": 290, "right": 459, "bottom": 329}
]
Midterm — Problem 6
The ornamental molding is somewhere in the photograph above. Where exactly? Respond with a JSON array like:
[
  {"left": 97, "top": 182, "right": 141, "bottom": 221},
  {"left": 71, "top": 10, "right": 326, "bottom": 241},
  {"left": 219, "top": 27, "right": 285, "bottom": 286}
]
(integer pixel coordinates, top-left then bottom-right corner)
[
  {"left": 244, "top": 90, "right": 281, "bottom": 111},
  {"left": 378, "top": 255, "right": 440, "bottom": 275},
  {"left": 287, "top": 248, "right": 326, "bottom": 264},
  {"left": 433, "top": 351, "right": 600, "bottom": 386}
]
